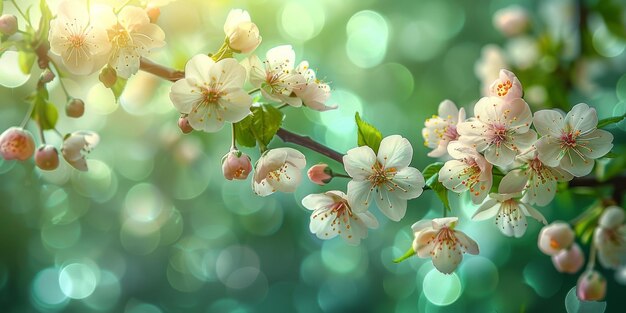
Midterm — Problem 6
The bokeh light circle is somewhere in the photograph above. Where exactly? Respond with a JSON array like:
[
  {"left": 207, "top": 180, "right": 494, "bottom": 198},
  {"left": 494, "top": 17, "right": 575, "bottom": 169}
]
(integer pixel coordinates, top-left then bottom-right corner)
[
  {"left": 0, "top": 51, "right": 31, "bottom": 88},
  {"left": 346, "top": 10, "right": 389, "bottom": 68},
  {"left": 280, "top": 1, "right": 325, "bottom": 41},
  {"left": 58, "top": 263, "right": 98, "bottom": 299},
  {"left": 422, "top": 269, "right": 462, "bottom": 306},
  {"left": 31, "top": 268, "right": 69, "bottom": 310}
]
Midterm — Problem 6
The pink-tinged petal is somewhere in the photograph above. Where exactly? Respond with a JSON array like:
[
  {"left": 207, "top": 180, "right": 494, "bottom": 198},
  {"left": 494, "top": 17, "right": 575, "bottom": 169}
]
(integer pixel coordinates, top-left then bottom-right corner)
[
  {"left": 243, "top": 55, "right": 265, "bottom": 87},
  {"left": 499, "top": 169, "right": 528, "bottom": 194},
  {"left": 483, "top": 142, "right": 517, "bottom": 167},
  {"left": 411, "top": 219, "right": 432, "bottom": 233},
  {"left": 439, "top": 160, "right": 470, "bottom": 193},
  {"left": 184, "top": 54, "right": 213, "bottom": 83},
  {"left": 472, "top": 199, "right": 500, "bottom": 221},
  {"left": 343, "top": 146, "right": 376, "bottom": 180},
  {"left": 438, "top": 99, "right": 459, "bottom": 120},
  {"left": 301, "top": 193, "right": 335, "bottom": 211},
  {"left": 511, "top": 130, "right": 537, "bottom": 151},
  {"left": 169, "top": 79, "right": 201, "bottom": 114},
  {"left": 432, "top": 217, "right": 459, "bottom": 229},
  {"left": 446, "top": 141, "right": 480, "bottom": 160},
  {"left": 414, "top": 229, "right": 437, "bottom": 258},
  {"left": 266, "top": 45, "right": 295, "bottom": 70},
  {"left": 390, "top": 167, "right": 425, "bottom": 200},
  {"left": 254, "top": 149, "right": 288, "bottom": 183},
  {"left": 535, "top": 136, "right": 561, "bottom": 167},
  {"left": 470, "top": 180, "right": 492, "bottom": 204},
  {"left": 489, "top": 69, "right": 523, "bottom": 100},
  {"left": 212, "top": 58, "right": 247, "bottom": 90},
  {"left": 598, "top": 206, "right": 625, "bottom": 229},
  {"left": 533, "top": 109, "right": 564, "bottom": 137},
  {"left": 559, "top": 149, "right": 594, "bottom": 177},
  {"left": 432, "top": 241, "right": 463, "bottom": 274},
  {"left": 551, "top": 243, "right": 584, "bottom": 273},
  {"left": 455, "top": 231, "right": 479, "bottom": 255},
  {"left": 580, "top": 129, "right": 613, "bottom": 159},
  {"left": 377, "top": 135, "right": 413, "bottom": 169},
  {"left": 456, "top": 119, "right": 489, "bottom": 151},
  {"left": 347, "top": 180, "right": 374, "bottom": 213},
  {"left": 520, "top": 203, "right": 547, "bottom": 225},
  {"left": 375, "top": 187, "right": 408, "bottom": 222},
  {"left": 566, "top": 103, "right": 597, "bottom": 134}
]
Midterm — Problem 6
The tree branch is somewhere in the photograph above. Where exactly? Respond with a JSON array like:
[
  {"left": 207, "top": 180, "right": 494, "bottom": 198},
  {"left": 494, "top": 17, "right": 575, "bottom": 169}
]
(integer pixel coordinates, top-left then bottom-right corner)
[
  {"left": 275, "top": 128, "right": 344, "bottom": 164},
  {"left": 139, "top": 58, "right": 185, "bottom": 82}
]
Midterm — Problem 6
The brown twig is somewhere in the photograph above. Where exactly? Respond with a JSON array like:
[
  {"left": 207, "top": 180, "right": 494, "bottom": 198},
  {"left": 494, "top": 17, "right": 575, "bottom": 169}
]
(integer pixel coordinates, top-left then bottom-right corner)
[
  {"left": 275, "top": 128, "right": 344, "bottom": 164},
  {"left": 139, "top": 58, "right": 185, "bottom": 82}
]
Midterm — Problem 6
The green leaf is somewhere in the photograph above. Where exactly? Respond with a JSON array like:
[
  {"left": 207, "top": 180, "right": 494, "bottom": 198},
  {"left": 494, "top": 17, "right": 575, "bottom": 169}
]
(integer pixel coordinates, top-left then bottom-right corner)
[
  {"left": 430, "top": 176, "right": 451, "bottom": 213},
  {"left": 234, "top": 104, "right": 284, "bottom": 148},
  {"left": 597, "top": 114, "right": 626, "bottom": 128},
  {"left": 422, "top": 162, "right": 443, "bottom": 185},
  {"left": 602, "top": 151, "right": 619, "bottom": 159},
  {"left": 1, "top": 1, "right": 3, "bottom": 15},
  {"left": 234, "top": 117, "right": 256, "bottom": 148},
  {"left": 36, "top": 0, "right": 53, "bottom": 44},
  {"left": 355, "top": 112, "right": 383, "bottom": 153},
  {"left": 18, "top": 51, "right": 36, "bottom": 74},
  {"left": 595, "top": 155, "right": 626, "bottom": 182},
  {"left": 30, "top": 86, "right": 58, "bottom": 130},
  {"left": 110, "top": 77, "right": 127, "bottom": 102}
]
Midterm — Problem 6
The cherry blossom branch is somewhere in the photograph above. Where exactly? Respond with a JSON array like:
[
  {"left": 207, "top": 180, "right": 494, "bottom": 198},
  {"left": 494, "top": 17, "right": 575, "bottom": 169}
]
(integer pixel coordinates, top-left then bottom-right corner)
[
  {"left": 139, "top": 58, "right": 185, "bottom": 82},
  {"left": 568, "top": 176, "right": 626, "bottom": 204},
  {"left": 275, "top": 128, "right": 344, "bottom": 164}
]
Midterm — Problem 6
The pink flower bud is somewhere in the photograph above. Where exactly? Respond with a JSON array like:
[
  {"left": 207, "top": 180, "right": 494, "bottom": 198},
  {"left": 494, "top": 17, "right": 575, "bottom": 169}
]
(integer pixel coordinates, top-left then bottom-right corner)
[
  {"left": 599, "top": 206, "right": 625, "bottom": 229},
  {"left": 0, "top": 127, "right": 36, "bottom": 161},
  {"left": 178, "top": 116, "right": 193, "bottom": 134},
  {"left": 147, "top": 7, "right": 161, "bottom": 23},
  {"left": 0, "top": 14, "right": 18, "bottom": 36},
  {"left": 222, "top": 150, "right": 252, "bottom": 180},
  {"left": 66, "top": 99, "right": 85, "bottom": 118},
  {"left": 40, "top": 69, "right": 55, "bottom": 84},
  {"left": 577, "top": 270, "right": 607, "bottom": 301},
  {"left": 538, "top": 222, "right": 575, "bottom": 256},
  {"left": 35, "top": 145, "right": 59, "bottom": 171},
  {"left": 99, "top": 66, "right": 118, "bottom": 88},
  {"left": 307, "top": 163, "right": 332, "bottom": 185},
  {"left": 493, "top": 6, "right": 529, "bottom": 37},
  {"left": 552, "top": 243, "right": 584, "bottom": 273}
]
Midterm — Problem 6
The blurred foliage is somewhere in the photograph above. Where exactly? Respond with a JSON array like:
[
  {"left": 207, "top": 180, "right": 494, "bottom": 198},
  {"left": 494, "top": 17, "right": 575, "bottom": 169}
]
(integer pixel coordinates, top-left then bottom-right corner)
[{"left": 1, "top": 0, "right": 626, "bottom": 312}]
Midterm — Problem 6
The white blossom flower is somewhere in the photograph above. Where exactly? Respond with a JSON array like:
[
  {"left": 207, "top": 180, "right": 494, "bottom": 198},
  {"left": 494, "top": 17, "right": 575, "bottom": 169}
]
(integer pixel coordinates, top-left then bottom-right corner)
[
  {"left": 105, "top": 5, "right": 165, "bottom": 78},
  {"left": 472, "top": 192, "right": 547, "bottom": 238},
  {"left": 499, "top": 148, "right": 573, "bottom": 206},
  {"left": 534, "top": 103, "right": 614, "bottom": 177},
  {"left": 344, "top": 135, "right": 425, "bottom": 222},
  {"left": 439, "top": 141, "right": 493, "bottom": 204},
  {"left": 61, "top": 131, "right": 100, "bottom": 171},
  {"left": 538, "top": 222, "right": 575, "bottom": 256},
  {"left": 302, "top": 191, "right": 379, "bottom": 245},
  {"left": 48, "top": 0, "right": 112, "bottom": 75},
  {"left": 252, "top": 148, "right": 306, "bottom": 196},
  {"left": 223, "top": 9, "right": 262, "bottom": 54},
  {"left": 412, "top": 217, "right": 479, "bottom": 274},
  {"left": 489, "top": 69, "right": 523, "bottom": 102},
  {"left": 422, "top": 99, "right": 466, "bottom": 158},
  {"left": 169, "top": 55, "right": 252, "bottom": 132},
  {"left": 493, "top": 5, "right": 530, "bottom": 37},
  {"left": 293, "top": 61, "right": 336, "bottom": 111},
  {"left": 593, "top": 206, "right": 626, "bottom": 269},
  {"left": 244, "top": 45, "right": 305, "bottom": 107},
  {"left": 457, "top": 96, "right": 536, "bottom": 167}
]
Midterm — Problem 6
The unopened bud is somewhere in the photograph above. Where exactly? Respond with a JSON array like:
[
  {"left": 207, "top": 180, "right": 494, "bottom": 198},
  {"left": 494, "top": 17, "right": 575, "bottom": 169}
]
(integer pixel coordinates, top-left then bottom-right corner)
[
  {"left": 538, "top": 222, "right": 575, "bottom": 256},
  {"left": 551, "top": 243, "right": 584, "bottom": 273},
  {"left": 99, "top": 66, "right": 117, "bottom": 88},
  {"left": 35, "top": 145, "right": 59, "bottom": 170},
  {"left": 0, "top": 14, "right": 18, "bottom": 36},
  {"left": 178, "top": 116, "right": 193, "bottom": 134},
  {"left": 0, "top": 127, "right": 36, "bottom": 161},
  {"left": 577, "top": 270, "right": 607, "bottom": 301},
  {"left": 40, "top": 69, "right": 55, "bottom": 84},
  {"left": 222, "top": 150, "right": 252, "bottom": 180},
  {"left": 147, "top": 7, "right": 161, "bottom": 23},
  {"left": 599, "top": 206, "right": 625, "bottom": 229},
  {"left": 307, "top": 163, "right": 332, "bottom": 185},
  {"left": 66, "top": 99, "right": 85, "bottom": 118}
]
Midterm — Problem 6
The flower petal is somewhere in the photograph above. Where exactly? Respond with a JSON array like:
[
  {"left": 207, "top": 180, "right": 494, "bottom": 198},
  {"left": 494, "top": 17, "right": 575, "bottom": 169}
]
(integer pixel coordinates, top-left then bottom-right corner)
[
  {"left": 185, "top": 54, "right": 213, "bottom": 83},
  {"left": 581, "top": 129, "right": 614, "bottom": 159},
  {"left": 499, "top": 169, "right": 528, "bottom": 194},
  {"left": 566, "top": 103, "right": 597, "bottom": 134},
  {"left": 343, "top": 146, "right": 376, "bottom": 180},
  {"left": 533, "top": 109, "right": 564, "bottom": 137},
  {"left": 347, "top": 180, "right": 374, "bottom": 213},
  {"left": 472, "top": 199, "right": 500, "bottom": 221},
  {"left": 377, "top": 135, "right": 413, "bottom": 169},
  {"left": 535, "top": 136, "right": 561, "bottom": 167},
  {"left": 432, "top": 241, "right": 463, "bottom": 274},
  {"left": 374, "top": 186, "right": 408, "bottom": 221},
  {"left": 301, "top": 193, "right": 334, "bottom": 211},
  {"left": 390, "top": 167, "right": 425, "bottom": 199},
  {"left": 455, "top": 231, "right": 479, "bottom": 255},
  {"left": 559, "top": 149, "right": 594, "bottom": 177}
]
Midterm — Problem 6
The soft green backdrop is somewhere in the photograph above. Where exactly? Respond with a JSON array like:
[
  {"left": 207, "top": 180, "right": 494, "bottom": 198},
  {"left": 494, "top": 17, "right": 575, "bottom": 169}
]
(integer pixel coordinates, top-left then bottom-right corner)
[{"left": 1, "top": 0, "right": 626, "bottom": 312}]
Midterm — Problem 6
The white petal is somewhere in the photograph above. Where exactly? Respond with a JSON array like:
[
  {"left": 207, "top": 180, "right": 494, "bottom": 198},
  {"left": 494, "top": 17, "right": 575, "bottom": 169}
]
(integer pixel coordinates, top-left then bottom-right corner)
[
  {"left": 266, "top": 45, "right": 295, "bottom": 70},
  {"left": 185, "top": 54, "right": 213, "bottom": 83},
  {"left": 495, "top": 205, "right": 527, "bottom": 237},
  {"left": 511, "top": 130, "right": 537, "bottom": 151},
  {"left": 301, "top": 193, "right": 334, "bottom": 211},
  {"left": 414, "top": 229, "right": 437, "bottom": 258},
  {"left": 252, "top": 179, "right": 275, "bottom": 197},
  {"left": 483, "top": 143, "right": 517, "bottom": 167},
  {"left": 169, "top": 79, "right": 200, "bottom": 114},
  {"left": 432, "top": 241, "right": 463, "bottom": 274},
  {"left": 499, "top": 169, "right": 528, "bottom": 194},
  {"left": 309, "top": 208, "right": 338, "bottom": 239},
  {"left": 439, "top": 160, "right": 470, "bottom": 193},
  {"left": 266, "top": 162, "right": 302, "bottom": 193},
  {"left": 472, "top": 199, "right": 500, "bottom": 221},
  {"left": 377, "top": 135, "right": 413, "bottom": 169},
  {"left": 533, "top": 109, "right": 564, "bottom": 137},
  {"left": 347, "top": 180, "right": 374, "bottom": 213},
  {"left": 535, "top": 136, "right": 561, "bottom": 167},
  {"left": 438, "top": 99, "right": 459, "bottom": 119},
  {"left": 389, "top": 167, "right": 425, "bottom": 199},
  {"left": 284, "top": 148, "right": 307, "bottom": 169},
  {"left": 253, "top": 149, "right": 287, "bottom": 183},
  {"left": 559, "top": 149, "right": 594, "bottom": 177},
  {"left": 374, "top": 187, "right": 408, "bottom": 221},
  {"left": 470, "top": 179, "right": 492, "bottom": 204},
  {"left": 343, "top": 146, "right": 376, "bottom": 180},
  {"left": 456, "top": 120, "right": 489, "bottom": 151},
  {"left": 566, "top": 103, "right": 597, "bottom": 134},
  {"left": 455, "top": 231, "right": 479, "bottom": 255},
  {"left": 581, "top": 129, "right": 613, "bottom": 159},
  {"left": 217, "top": 90, "right": 252, "bottom": 123},
  {"left": 520, "top": 203, "right": 547, "bottom": 225},
  {"left": 212, "top": 58, "right": 247, "bottom": 90},
  {"left": 411, "top": 219, "right": 432, "bottom": 233}
]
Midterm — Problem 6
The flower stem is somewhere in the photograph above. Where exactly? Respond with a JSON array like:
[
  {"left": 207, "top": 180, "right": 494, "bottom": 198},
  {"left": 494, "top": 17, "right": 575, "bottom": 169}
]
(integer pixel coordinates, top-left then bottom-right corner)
[
  {"left": 248, "top": 88, "right": 260, "bottom": 95},
  {"left": 393, "top": 246, "right": 415, "bottom": 263},
  {"left": 230, "top": 123, "right": 237, "bottom": 150},
  {"left": 38, "top": 125, "right": 46, "bottom": 144},
  {"left": 275, "top": 128, "right": 344, "bottom": 164},
  {"left": 11, "top": 0, "right": 32, "bottom": 28},
  {"left": 332, "top": 173, "right": 351, "bottom": 179},
  {"left": 586, "top": 239, "right": 597, "bottom": 271},
  {"left": 48, "top": 61, "right": 71, "bottom": 100},
  {"left": 277, "top": 103, "right": 290, "bottom": 110},
  {"left": 139, "top": 58, "right": 185, "bottom": 82}
]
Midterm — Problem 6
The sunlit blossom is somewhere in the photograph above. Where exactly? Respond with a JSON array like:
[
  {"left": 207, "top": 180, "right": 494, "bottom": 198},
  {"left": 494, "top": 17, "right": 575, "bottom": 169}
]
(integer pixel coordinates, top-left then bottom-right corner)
[
  {"left": 472, "top": 192, "right": 547, "bottom": 238},
  {"left": 422, "top": 99, "right": 466, "bottom": 158},
  {"left": 252, "top": 147, "right": 306, "bottom": 196},
  {"left": 439, "top": 141, "right": 493, "bottom": 204}
]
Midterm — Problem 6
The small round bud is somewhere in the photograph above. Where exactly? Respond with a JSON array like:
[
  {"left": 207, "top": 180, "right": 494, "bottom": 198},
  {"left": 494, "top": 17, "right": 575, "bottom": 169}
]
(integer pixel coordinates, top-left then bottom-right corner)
[
  {"left": 224, "top": 9, "right": 262, "bottom": 54},
  {"left": 178, "top": 116, "right": 193, "bottom": 134},
  {"left": 99, "top": 66, "right": 118, "bottom": 88},
  {"left": 599, "top": 206, "right": 625, "bottom": 229},
  {"left": 35, "top": 145, "right": 59, "bottom": 170},
  {"left": 577, "top": 270, "right": 607, "bottom": 301},
  {"left": 307, "top": 163, "right": 332, "bottom": 185},
  {"left": 0, "top": 127, "right": 36, "bottom": 161},
  {"left": 66, "top": 98, "right": 85, "bottom": 118},
  {"left": 493, "top": 5, "right": 530, "bottom": 37},
  {"left": 551, "top": 243, "right": 584, "bottom": 274},
  {"left": 222, "top": 150, "right": 252, "bottom": 180},
  {"left": 147, "top": 7, "right": 161, "bottom": 23},
  {"left": 538, "top": 222, "right": 575, "bottom": 256},
  {"left": 40, "top": 69, "right": 56, "bottom": 84},
  {"left": 0, "top": 14, "right": 18, "bottom": 36}
]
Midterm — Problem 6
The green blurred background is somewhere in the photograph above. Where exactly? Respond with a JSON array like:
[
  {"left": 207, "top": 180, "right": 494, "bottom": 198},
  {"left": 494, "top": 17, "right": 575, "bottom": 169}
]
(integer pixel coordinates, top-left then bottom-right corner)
[{"left": 1, "top": 0, "right": 626, "bottom": 312}]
